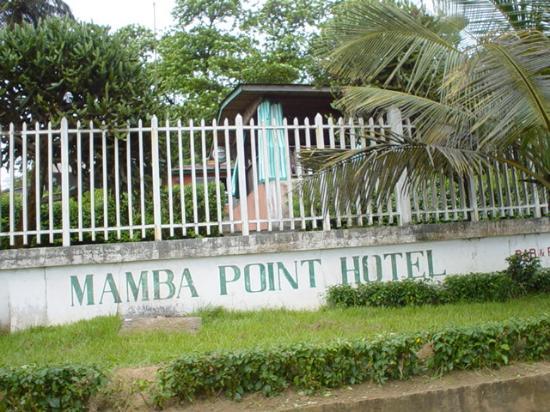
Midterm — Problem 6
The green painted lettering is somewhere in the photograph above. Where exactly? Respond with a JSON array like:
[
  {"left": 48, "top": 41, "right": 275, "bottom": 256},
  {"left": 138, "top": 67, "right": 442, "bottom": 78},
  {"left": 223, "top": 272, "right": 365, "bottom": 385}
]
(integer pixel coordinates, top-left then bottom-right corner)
[
  {"left": 277, "top": 262, "right": 298, "bottom": 290},
  {"left": 267, "top": 262, "right": 277, "bottom": 291},
  {"left": 301, "top": 259, "right": 321, "bottom": 288},
  {"left": 244, "top": 263, "right": 267, "bottom": 293},
  {"left": 406, "top": 251, "right": 425, "bottom": 279},
  {"left": 340, "top": 256, "right": 361, "bottom": 285},
  {"left": 219, "top": 265, "right": 240, "bottom": 295},
  {"left": 99, "top": 273, "right": 122, "bottom": 304},
  {"left": 362, "top": 255, "right": 383, "bottom": 282},
  {"left": 427, "top": 250, "right": 447, "bottom": 278},
  {"left": 125, "top": 271, "right": 149, "bottom": 302},
  {"left": 153, "top": 270, "right": 176, "bottom": 300},
  {"left": 177, "top": 268, "right": 199, "bottom": 298},
  {"left": 384, "top": 253, "right": 403, "bottom": 281},
  {"left": 70, "top": 275, "right": 94, "bottom": 306}
]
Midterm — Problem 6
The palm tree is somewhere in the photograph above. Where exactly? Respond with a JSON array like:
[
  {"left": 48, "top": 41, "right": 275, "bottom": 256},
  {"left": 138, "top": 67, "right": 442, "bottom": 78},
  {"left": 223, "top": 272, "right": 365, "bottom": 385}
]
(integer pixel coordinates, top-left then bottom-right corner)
[
  {"left": 302, "top": 0, "right": 549, "bottom": 208},
  {"left": 0, "top": 0, "right": 73, "bottom": 27}
]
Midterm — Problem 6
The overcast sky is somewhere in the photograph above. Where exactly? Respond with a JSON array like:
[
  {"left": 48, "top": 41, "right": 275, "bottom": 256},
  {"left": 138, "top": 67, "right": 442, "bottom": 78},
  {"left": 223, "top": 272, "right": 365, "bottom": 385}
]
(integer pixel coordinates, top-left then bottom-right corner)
[{"left": 64, "top": 0, "right": 177, "bottom": 34}]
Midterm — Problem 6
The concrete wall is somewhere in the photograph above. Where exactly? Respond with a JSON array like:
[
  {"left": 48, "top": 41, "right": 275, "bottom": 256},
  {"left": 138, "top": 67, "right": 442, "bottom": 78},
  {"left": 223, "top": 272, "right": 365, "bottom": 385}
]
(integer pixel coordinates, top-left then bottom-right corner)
[{"left": 1, "top": 218, "right": 549, "bottom": 332}]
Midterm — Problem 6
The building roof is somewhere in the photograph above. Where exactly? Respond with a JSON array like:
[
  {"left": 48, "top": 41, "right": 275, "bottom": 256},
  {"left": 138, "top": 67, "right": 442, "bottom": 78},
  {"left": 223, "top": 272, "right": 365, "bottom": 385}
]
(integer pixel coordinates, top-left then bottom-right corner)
[{"left": 217, "top": 84, "right": 337, "bottom": 122}]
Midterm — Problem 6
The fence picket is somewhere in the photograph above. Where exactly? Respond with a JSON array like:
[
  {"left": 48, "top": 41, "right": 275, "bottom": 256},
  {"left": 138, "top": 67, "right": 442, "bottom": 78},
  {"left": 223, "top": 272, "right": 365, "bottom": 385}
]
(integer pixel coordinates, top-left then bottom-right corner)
[
  {"left": 200, "top": 119, "right": 211, "bottom": 235},
  {"left": 101, "top": 125, "right": 108, "bottom": 240},
  {"left": 77, "top": 121, "right": 83, "bottom": 242},
  {"left": 47, "top": 122, "right": 54, "bottom": 244},
  {"left": 177, "top": 120, "right": 186, "bottom": 235},
  {"left": 34, "top": 122, "right": 41, "bottom": 244},
  {"left": 126, "top": 127, "right": 134, "bottom": 238},
  {"left": 21, "top": 123, "right": 28, "bottom": 245},
  {"left": 89, "top": 121, "right": 96, "bottom": 241},
  {"left": 213, "top": 119, "right": 223, "bottom": 234},
  {"left": 166, "top": 119, "right": 174, "bottom": 237},
  {"left": 8, "top": 123, "right": 15, "bottom": 246}
]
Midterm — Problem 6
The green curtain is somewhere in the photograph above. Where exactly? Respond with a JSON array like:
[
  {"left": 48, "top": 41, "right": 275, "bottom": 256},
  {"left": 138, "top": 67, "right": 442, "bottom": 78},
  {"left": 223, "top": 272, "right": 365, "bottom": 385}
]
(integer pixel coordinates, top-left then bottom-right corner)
[
  {"left": 257, "top": 100, "right": 288, "bottom": 182},
  {"left": 231, "top": 99, "right": 288, "bottom": 197}
]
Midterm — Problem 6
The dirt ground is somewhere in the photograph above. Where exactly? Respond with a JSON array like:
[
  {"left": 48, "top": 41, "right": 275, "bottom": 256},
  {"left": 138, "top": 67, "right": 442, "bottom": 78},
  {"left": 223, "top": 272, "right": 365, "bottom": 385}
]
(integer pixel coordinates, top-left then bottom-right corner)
[{"left": 93, "top": 361, "right": 550, "bottom": 411}]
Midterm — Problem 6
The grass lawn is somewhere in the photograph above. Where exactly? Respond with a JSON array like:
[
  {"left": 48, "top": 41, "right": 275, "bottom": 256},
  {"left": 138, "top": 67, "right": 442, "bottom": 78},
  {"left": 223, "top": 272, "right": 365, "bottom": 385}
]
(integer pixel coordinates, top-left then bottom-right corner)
[{"left": 1, "top": 294, "right": 550, "bottom": 370}]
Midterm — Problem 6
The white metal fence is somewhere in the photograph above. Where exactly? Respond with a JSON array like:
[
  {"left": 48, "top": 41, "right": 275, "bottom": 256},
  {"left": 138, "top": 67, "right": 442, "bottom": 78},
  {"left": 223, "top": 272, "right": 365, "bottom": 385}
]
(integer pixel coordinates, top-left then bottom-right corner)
[{"left": 0, "top": 110, "right": 547, "bottom": 249}]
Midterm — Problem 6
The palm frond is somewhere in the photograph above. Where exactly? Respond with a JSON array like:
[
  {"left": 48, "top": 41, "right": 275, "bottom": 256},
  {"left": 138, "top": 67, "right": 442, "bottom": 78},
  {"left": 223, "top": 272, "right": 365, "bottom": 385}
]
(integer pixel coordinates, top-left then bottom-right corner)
[
  {"left": 319, "top": 1, "right": 465, "bottom": 96},
  {"left": 299, "top": 131, "right": 489, "bottom": 207},
  {"left": 445, "top": 31, "right": 550, "bottom": 149},
  {"left": 435, "top": 0, "right": 550, "bottom": 35},
  {"left": 337, "top": 86, "right": 475, "bottom": 144}
]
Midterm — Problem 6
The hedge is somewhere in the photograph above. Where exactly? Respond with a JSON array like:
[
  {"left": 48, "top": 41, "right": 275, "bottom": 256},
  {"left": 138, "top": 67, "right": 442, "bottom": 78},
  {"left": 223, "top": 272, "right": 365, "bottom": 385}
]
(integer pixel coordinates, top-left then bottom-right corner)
[
  {"left": 326, "top": 279, "right": 443, "bottom": 308},
  {"left": 2, "top": 316, "right": 550, "bottom": 408},
  {"left": 326, "top": 254, "right": 549, "bottom": 308},
  {"left": 0, "top": 365, "right": 106, "bottom": 412},
  {"left": 154, "top": 315, "right": 550, "bottom": 405}
]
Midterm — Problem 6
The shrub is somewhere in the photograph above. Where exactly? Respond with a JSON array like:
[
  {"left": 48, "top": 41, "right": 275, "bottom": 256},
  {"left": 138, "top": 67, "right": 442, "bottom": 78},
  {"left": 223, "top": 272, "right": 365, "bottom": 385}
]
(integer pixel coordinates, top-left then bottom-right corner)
[
  {"left": 155, "top": 315, "right": 550, "bottom": 406},
  {"left": 155, "top": 335, "right": 420, "bottom": 404},
  {"left": 506, "top": 252, "right": 542, "bottom": 288},
  {"left": 442, "top": 272, "right": 521, "bottom": 303},
  {"left": 0, "top": 365, "right": 106, "bottom": 411},
  {"left": 327, "top": 280, "right": 441, "bottom": 308},
  {"left": 526, "top": 268, "right": 550, "bottom": 294},
  {"left": 429, "top": 316, "right": 550, "bottom": 374}
]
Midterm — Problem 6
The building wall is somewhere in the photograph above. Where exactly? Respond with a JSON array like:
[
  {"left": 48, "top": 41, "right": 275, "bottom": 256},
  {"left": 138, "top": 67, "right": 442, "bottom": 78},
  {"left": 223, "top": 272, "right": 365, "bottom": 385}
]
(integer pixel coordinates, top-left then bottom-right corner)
[{"left": 0, "top": 219, "right": 549, "bottom": 332}]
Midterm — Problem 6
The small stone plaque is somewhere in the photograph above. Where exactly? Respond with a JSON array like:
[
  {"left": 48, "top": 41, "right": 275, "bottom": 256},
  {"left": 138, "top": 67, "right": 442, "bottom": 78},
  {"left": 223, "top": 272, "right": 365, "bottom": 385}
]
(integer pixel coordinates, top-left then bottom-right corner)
[{"left": 119, "top": 316, "right": 202, "bottom": 334}]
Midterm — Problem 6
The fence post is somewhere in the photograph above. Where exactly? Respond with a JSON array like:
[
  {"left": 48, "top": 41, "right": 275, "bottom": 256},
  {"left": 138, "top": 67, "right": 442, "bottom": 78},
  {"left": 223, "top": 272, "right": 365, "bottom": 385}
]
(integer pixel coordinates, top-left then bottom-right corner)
[
  {"left": 60, "top": 117, "right": 71, "bottom": 246},
  {"left": 532, "top": 181, "right": 542, "bottom": 218},
  {"left": 8, "top": 123, "right": 15, "bottom": 246},
  {"left": 151, "top": 115, "right": 163, "bottom": 240},
  {"left": 467, "top": 175, "right": 479, "bottom": 222},
  {"left": 388, "top": 107, "right": 412, "bottom": 226},
  {"left": 315, "top": 113, "right": 331, "bottom": 231},
  {"left": 235, "top": 115, "right": 250, "bottom": 236}
]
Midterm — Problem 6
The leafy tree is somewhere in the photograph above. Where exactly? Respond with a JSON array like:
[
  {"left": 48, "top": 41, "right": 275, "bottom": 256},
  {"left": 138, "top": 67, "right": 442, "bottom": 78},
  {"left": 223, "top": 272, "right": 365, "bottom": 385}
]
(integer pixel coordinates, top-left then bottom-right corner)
[
  {"left": 314, "top": 0, "right": 464, "bottom": 92},
  {"left": 0, "top": 18, "right": 159, "bottom": 243},
  {"left": 0, "top": 18, "right": 157, "bottom": 127},
  {"left": 114, "top": 24, "right": 158, "bottom": 63},
  {"left": 157, "top": 26, "right": 252, "bottom": 120},
  {"left": 243, "top": 0, "right": 342, "bottom": 83},
  {"left": 172, "top": 0, "right": 241, "bottom": 27},
  {"left": 156, "top": 0, "right": 344, "bottom": 120},
  {"left": 302, "top": 0, "right": 550, "bottom": 208},
  {"left": 156, "top": 0, "right": 251, "bottom": 120},
  {"left": 0, "top": 0, "right": 73, "bottom": 27}
]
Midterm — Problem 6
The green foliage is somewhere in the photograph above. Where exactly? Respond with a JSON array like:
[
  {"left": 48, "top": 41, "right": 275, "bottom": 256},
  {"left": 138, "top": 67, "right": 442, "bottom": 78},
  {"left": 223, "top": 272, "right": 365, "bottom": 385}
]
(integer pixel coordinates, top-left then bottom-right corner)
[
  {"left": 429, "top": 316, "right": 550, "bottom": 374},
  {"left": 154, "top": 315, "right": 550, "bottom": 405},
  {"left": 0, "top": 18, "right": 157, "bottom": 128},
  {"left": 316, "top": 0, "right": 459, "bottom": 93},
  {"left": 528, "top": 268, "right": 550, "bottom": 294},
  {"left": 0, "top": 0, "right": 73, "bottom": 28},
  {"left": 113, "top": 24, "right": 157, "bottom": 63},
  {"left": 304, "top": 0, "right": 550, "bottom": 206},
  {"left": 442, "top": 273, "right": 521, "bottom": 303},
  {"left": 156, "top": 0, "right": 342, "bottom": 121},
  {"left": 155, "top": 335, "right": 419, "bottom": 403},
  {"left": 506, "top": 251, "right": 542, "bottom": 288},
  {"left": 0, "top": 365, "right": 106, "bottom": 411},
  {"left": 327, "top": 280, "right": 441, "bottom": 307},
  {"left": 243, "top": 0, "right": 342, "bottom": 83}
]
